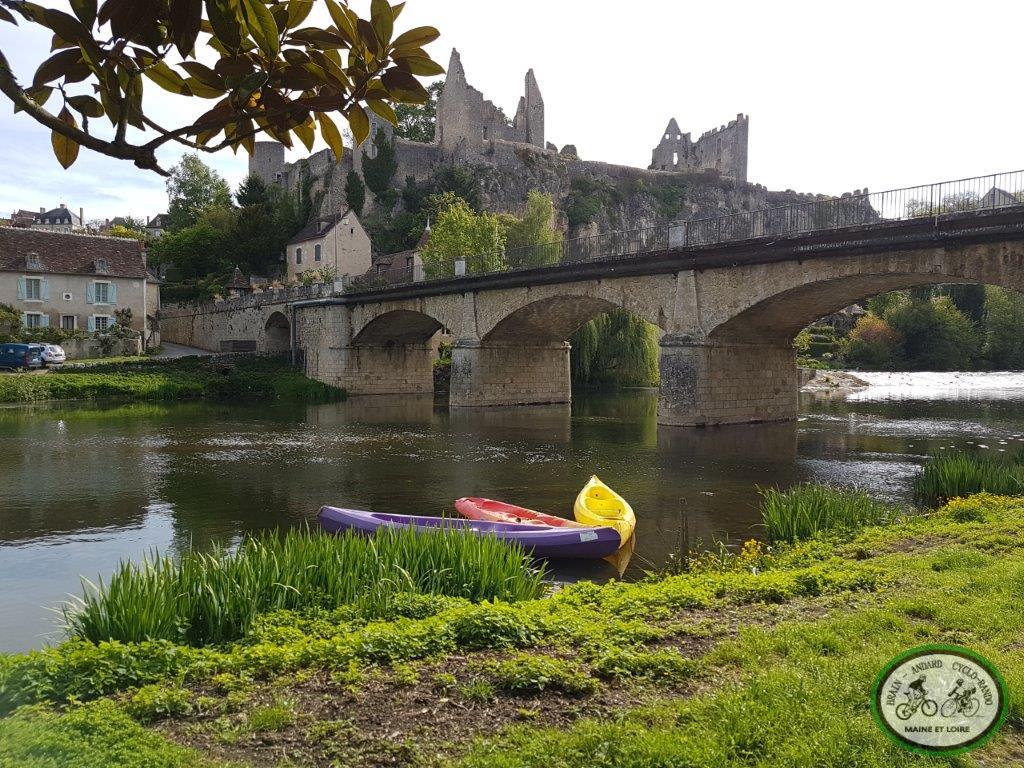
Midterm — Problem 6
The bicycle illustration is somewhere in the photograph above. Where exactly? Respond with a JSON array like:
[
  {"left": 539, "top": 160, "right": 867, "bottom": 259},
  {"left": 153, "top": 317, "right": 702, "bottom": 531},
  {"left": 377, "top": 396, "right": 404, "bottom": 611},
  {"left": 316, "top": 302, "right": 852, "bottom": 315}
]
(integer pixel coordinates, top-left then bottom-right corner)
[
  {"left": 941, "top": 679, "right": 981, "bottom": 718},
  {"left": 896, "top": 675, "right": 939, "bottom": 720}
]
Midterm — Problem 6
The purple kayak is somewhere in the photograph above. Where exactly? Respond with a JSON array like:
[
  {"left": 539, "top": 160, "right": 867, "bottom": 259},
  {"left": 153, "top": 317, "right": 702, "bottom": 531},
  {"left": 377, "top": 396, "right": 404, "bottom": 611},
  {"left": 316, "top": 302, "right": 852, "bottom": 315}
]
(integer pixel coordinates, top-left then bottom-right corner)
[{"left": 317, "top": 506, "right": 621, "bottom": 559}]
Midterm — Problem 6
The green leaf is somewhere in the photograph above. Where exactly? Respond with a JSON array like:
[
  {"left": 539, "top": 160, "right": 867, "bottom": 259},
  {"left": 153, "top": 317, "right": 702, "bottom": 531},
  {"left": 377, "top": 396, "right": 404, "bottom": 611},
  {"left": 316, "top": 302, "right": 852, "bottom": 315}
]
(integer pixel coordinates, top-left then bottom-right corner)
[
  {"left": 323, "top": 0, "right": 356, "bottom": 45},
  {"left": 185, "top": 77, "right": 225, "bottom": 98},
  {"left": 69, "top": 0, "right": 97, "bottom": 27},
  {"left": 169, "top": 0, "right": 203, "bottom": 57},
  {"left": 391, "top": 2, "right": 405, "bottom": 21},
  {"left": 391, "top": 25, "right": 440, "bottom": 51},
  {"left": 367, "top": 99, "right": 397, "bottom": 126},
  {"left": 180, "top": 61, "right": 226, "bottom": 89},
  {"left": 347, "top": 103, "right": 370, "bottom": 146},
  {"left": 205, "top": 0, "right": 243, "bottom": 49},
  {"left": 397, "top": 55, "right": 444, "bottom": 77},
  {"left": 286, "top": 0, "right": 314, "bottom": 28},
  {"left": 370, "top": 0, "right": 393, "bottom": 46},
  {"left": 67, "top": 94, "right": 104, "bottom": 117},
  {"left": 241, "top": 0, "right": 280, "bottom": 57},
  {"left": 381, "top": 68, "right": 428, "bottom": 103},
  {"left": 293, "top": 118, "right": 315, "bottom": 151},
  {"left": 316, "top": 111, "right": 345, "bottom": 161},
  {"left": 32, "top": 49, "right": 83, "bottom": 87},
  {"left": 142, "top": 59, "right": 192, "bottom": 95},
  {"left": 0, "top": 6, "right": 17, "bottom": 24},
  {"left": 51, "top": 107, "right": 80, "bottom": 169}
]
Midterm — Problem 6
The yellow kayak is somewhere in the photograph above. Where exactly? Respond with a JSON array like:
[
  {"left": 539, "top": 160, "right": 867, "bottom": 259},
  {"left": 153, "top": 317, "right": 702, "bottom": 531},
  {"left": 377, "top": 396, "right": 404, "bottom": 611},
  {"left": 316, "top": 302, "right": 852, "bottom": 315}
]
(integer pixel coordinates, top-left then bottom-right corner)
[{"left": 573, "top": 475, "right": 636, "bottom": 544}]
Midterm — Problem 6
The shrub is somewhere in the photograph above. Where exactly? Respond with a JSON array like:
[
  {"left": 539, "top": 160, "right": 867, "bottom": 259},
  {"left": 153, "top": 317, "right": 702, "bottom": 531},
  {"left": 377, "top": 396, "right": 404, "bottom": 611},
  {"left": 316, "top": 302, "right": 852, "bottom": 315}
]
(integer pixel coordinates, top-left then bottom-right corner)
[
  {"left": 124, "top": 684, "right": 194, "bottom": 723},
  {"left": 760, "top": 484, "right": 899, "bottom": 543},
  {"left": 489, "top": 655, "right": 597, "bottom": 696},
  {"left": 64, "top": 528, "right": 546, "bottom": 646},
  {"left": 914, "top": 453, "right": 1024, "bottom": 507},
  {"left": 451, "top": 604, "right": 545, "bottom": 650},
  {"left": 591, "top": 649, "right": 698, "bottom": 684},
  {"left": 844, "top": 314, "right": 902, "bottom": 369}
]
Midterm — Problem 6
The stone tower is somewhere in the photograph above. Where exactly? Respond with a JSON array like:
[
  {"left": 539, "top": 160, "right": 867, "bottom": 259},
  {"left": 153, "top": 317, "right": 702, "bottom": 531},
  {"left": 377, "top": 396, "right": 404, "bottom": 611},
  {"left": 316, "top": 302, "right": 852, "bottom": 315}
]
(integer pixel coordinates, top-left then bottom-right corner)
[
  {"left": 436, "top": 48, "right": 545, "bottom": 158},
  {"left": 650, "top": 118, "right": 691, "bottom": 171},
  {"left": 250, "top": 142, "right": 286, "bottom": 185}
]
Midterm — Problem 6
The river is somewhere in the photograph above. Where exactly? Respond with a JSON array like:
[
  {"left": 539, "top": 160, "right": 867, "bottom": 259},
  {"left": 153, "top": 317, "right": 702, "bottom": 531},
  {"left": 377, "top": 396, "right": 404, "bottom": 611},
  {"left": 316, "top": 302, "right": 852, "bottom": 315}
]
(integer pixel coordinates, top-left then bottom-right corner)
[{"left": 2, "top": 371, "right": 1023, "bottom": 653}]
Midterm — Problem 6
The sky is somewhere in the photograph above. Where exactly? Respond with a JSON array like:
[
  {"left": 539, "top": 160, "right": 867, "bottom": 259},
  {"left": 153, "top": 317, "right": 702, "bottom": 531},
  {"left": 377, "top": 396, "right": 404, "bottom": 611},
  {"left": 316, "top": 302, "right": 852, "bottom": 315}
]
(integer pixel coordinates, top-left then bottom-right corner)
[{"left": 0, "top": 0, "right": 1021, "bottom": 222}]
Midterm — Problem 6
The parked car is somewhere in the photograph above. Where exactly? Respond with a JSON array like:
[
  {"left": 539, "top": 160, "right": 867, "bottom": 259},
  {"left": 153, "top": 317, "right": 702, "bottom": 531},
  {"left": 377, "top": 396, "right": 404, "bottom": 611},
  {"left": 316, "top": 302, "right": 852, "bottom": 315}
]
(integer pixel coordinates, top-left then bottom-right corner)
[
  {"left": 0, "top": 343, "right": 44, "bottom": 371},
  {"left": 39, "top": 343, "right": 66, "bottom": 366}
]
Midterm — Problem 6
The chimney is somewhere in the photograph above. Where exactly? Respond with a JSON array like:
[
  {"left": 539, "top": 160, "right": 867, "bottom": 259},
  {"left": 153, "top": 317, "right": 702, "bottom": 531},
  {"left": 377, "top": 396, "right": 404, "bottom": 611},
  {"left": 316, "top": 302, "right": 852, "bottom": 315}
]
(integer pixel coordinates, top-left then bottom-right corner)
[
  {"left": 79, "top": 207, "right": 84, "bottom": 224},
  {"left": 40, "top": 207, "right": 45, "bottom": 213}
]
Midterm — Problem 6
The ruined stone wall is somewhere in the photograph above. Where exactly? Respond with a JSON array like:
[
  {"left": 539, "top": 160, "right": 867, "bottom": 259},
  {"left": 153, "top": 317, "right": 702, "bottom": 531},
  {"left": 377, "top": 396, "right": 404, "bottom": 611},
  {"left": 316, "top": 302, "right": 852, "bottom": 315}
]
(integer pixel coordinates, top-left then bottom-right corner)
[{"left": 650, "top": 115, "right": 749, "bottom": 181}]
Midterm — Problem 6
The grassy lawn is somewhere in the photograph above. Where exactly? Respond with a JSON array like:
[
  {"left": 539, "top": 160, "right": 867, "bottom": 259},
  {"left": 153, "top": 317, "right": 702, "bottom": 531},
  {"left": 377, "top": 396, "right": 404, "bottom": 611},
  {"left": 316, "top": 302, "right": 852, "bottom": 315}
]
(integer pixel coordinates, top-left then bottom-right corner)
[
  {"left": 1, "top": 492, "right": 1022, "bottom": 766},
  {"left": 0, "top": 356, "right": 343, "bottom": 404}
]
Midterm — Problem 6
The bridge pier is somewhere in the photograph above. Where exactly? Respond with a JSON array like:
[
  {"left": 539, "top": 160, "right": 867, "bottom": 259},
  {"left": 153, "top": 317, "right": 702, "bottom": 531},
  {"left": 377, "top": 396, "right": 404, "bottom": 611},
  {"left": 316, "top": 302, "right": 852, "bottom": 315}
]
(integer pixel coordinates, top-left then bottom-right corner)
[
  {"left": 657, "top": 335, "right": 798, "bottom": 426},
  {"left": 333, "top": 343, "right": 436, "bottom": 396},
  {"left": 450, "top": 339, "right": 571, "bottom": 407}
]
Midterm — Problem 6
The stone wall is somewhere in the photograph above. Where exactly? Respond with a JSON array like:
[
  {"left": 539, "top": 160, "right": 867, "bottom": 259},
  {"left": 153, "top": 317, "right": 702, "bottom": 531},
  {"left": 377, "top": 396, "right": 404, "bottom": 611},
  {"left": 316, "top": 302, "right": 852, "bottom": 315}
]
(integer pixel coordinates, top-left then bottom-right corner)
[
  {"left": 650, "top": 115, "right": 749, "bottom": 181},
  {"left": 450, "top": 341, "right": 571, "bottom": 407}
]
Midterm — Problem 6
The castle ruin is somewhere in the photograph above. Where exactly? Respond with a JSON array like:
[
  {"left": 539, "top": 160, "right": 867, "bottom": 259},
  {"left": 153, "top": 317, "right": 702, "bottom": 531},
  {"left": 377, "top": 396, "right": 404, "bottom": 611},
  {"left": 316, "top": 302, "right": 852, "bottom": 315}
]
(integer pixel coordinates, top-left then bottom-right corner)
[
  {"left": 650, "top": 116, "right": 748, "bottom": 180},
  {"left": 250, "top": 49, "right": 752, "bottom": 225}
]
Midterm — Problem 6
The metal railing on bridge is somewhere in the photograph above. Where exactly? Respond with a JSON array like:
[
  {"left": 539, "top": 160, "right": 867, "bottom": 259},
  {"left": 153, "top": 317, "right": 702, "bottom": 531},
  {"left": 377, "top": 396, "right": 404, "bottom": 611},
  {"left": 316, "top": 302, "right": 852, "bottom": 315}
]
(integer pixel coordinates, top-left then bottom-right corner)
[{"left": 342, "top": 169, "right": 1024, "bottom": 294}]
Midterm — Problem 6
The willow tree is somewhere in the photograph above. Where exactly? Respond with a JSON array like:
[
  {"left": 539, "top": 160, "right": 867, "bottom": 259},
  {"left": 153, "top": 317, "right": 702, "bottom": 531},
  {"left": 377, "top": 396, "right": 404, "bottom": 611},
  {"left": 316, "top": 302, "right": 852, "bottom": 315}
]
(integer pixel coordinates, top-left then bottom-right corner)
[{"left": 570, "top": 310, "right": 659, "bottom": 390}]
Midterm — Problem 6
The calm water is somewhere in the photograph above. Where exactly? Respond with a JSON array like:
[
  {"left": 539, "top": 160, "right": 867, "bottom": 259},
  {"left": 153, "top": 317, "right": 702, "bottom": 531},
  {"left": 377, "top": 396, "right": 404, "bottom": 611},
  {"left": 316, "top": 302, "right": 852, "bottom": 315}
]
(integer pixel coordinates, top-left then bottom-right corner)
[{"left": 2, "top": 372, "right": 1024, "bottom": 653}]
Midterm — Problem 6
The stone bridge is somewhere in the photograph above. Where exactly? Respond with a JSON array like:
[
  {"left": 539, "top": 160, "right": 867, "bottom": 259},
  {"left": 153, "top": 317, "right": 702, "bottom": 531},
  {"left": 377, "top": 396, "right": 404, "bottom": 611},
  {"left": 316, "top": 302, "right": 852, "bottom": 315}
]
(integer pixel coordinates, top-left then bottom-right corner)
[
  {"left": 163, "top": 206, "right": 1024, "bottom": 426},
  {"left": 290, "top": 207, "right": 1024, "bottom": 425}
]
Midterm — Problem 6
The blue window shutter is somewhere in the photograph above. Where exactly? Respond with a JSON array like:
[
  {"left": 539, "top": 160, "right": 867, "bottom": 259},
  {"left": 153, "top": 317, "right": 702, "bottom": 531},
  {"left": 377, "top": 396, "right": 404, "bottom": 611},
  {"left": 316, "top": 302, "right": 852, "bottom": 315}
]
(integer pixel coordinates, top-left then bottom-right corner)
[
  {"left": 87, "top": 315, "right": 95, "bottom": 332},
  {"left": 20, "top": 313, "right": 28, "bottom": 327},
  {"left": 86, "top": 283, "right": 95, "bottom": 304},
  {"left": 40, "top": 314, "right": 49, "bottom": 328},
  {"left": 41, "top": 280, "right": 50, "bottom": 301},
  {"left": 109, "top": 283, "right": 117, "bottom": 305},
  {"left": 17, "top": 277, "right": 25, "bottom": 300}
]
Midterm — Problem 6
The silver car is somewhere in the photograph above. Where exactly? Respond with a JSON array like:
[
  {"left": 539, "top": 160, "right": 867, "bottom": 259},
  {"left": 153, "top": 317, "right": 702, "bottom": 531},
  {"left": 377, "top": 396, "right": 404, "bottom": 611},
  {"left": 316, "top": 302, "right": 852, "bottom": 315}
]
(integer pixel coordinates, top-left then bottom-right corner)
[{"left": 40, "top": 344, "right": 66, "bottom": 366}]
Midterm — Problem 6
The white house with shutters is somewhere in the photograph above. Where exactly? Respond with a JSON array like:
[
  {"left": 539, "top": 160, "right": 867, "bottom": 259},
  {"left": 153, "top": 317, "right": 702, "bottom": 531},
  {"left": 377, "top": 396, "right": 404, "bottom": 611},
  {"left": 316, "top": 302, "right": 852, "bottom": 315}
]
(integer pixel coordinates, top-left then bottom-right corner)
[{"left": 0, "top": 227, "right": 158, "bottom": 344}]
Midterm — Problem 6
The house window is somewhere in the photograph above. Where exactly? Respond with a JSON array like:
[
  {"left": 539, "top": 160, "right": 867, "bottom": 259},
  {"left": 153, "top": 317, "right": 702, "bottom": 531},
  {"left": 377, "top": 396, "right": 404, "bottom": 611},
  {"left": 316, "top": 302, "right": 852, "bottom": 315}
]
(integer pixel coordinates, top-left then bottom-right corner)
[
  {"left": 60, "top": 315, "right": 76, "bottom": 331},
  {"left": 93, "top": 315, "right": 111, "bottom": 332},
  {"left": 24, "top": 312, "right": 43, "bottom": 329},
  {"left": 314, "top": 244, "right": 321, "bottom": 262},
  {"left": 24, "top": 277, "right": 42, "bottom": 301},
  {"left": 296, "top": 247, "right": 302, "bottom": 265},
  {"left": 405, "top": 256, "right": 414, "bottom": 269},
  {"left": 94, "top": 281, "right": 111, "bottom": 304}
]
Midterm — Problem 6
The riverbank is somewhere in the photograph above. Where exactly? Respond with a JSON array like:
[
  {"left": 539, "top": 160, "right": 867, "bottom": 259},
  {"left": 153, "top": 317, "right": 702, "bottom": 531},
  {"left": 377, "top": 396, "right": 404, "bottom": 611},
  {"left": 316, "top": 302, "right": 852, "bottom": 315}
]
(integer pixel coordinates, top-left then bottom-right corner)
[
  {"left": 2, "top": 492, "right": 1022, "bottom": 766},
  {"left": 0, "top": 356, "right": 344, "bottom": 404}
]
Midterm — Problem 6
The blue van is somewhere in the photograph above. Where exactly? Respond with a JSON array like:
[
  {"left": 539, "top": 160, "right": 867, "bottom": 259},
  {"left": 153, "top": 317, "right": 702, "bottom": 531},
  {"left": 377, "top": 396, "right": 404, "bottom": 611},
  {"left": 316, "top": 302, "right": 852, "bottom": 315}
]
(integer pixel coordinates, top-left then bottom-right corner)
[{"left": 0, "top": 343, "right": 44, "bottom": 371}]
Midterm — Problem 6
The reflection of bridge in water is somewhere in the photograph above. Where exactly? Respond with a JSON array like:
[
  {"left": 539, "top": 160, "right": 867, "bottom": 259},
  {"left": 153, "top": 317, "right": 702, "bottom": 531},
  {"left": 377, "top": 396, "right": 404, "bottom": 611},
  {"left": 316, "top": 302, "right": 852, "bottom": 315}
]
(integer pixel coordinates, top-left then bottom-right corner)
[{"left": 165, "top": 171, "right": 1024, "bottom": 426}]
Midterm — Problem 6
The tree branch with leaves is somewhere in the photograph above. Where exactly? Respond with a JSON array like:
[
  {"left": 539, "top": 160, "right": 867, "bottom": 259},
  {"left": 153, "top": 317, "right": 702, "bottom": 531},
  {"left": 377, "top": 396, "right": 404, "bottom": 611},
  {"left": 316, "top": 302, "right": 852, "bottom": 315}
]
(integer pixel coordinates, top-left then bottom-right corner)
[{"left": 0, "top": 0, "right": 442, "bottom": 175}]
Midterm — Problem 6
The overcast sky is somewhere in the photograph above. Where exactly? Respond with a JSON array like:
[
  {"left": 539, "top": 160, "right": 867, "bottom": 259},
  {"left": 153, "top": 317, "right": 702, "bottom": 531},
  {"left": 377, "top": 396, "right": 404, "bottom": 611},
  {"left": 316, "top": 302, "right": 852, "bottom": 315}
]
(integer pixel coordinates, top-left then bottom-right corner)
[{"left": 1, "top": 1, "right": 1021, "bottom": 222}]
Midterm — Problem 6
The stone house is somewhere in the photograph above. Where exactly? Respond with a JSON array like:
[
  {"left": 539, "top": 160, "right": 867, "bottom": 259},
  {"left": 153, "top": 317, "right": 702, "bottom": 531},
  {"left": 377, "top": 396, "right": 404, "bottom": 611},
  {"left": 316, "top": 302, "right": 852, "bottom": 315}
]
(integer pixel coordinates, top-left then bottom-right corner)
[
  {"left": 31, "top": 204, "right": 86, "bottom": 233},
  {"left": 285, "top": 208, "right": 371, "bottom": 283},
  {"left": 146, "top": 213, "right": 167, "bottom": 239},
  {"left": 367, "top": 225, "right": 429, "bottom": 284},
  {"left": 0, "top": 227, "right": 158, "bottom": 345}
]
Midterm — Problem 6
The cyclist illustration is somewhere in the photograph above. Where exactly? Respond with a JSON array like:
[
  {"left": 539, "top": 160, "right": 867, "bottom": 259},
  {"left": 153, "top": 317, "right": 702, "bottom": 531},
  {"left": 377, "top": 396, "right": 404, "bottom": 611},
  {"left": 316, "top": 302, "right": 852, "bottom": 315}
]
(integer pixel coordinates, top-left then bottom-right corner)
[
  {"left": 896, "top": 675, "right": 939, "bottom": 720},
  {"left": 941, "top": 679, "right": 981, "bottom": 718}
]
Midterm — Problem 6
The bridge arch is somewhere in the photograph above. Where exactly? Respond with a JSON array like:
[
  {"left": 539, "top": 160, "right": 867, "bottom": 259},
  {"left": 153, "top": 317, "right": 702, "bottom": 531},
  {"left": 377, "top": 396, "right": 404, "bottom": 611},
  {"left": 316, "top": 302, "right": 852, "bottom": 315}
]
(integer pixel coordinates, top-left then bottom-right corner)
[
  {"left": 703, "top": 244, "right": 1024, "bottom": 343},
  {"left": 353, "top": 309, "right": 444, "bottom": 346},
  {"left": 264, "top": 311, "right": 290, "bottom": 354},
  {"left": 483, "top": 295, "right": 620, "bottom": 343}
]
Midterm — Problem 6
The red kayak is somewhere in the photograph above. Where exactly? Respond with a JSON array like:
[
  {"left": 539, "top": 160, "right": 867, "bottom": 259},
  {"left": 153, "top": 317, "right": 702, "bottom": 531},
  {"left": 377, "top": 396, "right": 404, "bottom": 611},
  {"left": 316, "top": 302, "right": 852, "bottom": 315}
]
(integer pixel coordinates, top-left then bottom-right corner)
[{"left": 455, "top": 497, "right": 587, "bottom": 528}]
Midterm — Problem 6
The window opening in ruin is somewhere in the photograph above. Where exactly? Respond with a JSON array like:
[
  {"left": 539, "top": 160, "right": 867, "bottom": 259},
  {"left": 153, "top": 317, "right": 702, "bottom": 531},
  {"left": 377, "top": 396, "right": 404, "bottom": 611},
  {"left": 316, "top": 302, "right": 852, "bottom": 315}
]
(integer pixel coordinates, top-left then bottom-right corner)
[{"left": 672, "top": 151, "right": 678, "bottom": 165}]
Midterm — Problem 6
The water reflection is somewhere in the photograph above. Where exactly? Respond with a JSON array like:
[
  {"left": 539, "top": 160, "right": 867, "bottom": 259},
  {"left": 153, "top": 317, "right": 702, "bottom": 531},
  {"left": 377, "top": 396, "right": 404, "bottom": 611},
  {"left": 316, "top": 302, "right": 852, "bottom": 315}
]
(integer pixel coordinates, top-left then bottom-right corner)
[{"left": 2, "top": 374, "right": 1024, "bottom": 652}]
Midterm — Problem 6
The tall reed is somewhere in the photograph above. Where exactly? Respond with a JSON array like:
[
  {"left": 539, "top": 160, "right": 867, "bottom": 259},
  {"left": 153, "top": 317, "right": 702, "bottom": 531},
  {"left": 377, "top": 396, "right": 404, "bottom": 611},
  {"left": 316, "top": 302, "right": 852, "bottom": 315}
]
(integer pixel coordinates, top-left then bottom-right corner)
[
  {"left": 64, "top": 527, "right": 546, "bottom": 646},
  {"left": 760, "top": 483, "right": 898, "bottom": 543},
  {"left": 913, "top": 451, "right": 1024, "bottom": 507}
]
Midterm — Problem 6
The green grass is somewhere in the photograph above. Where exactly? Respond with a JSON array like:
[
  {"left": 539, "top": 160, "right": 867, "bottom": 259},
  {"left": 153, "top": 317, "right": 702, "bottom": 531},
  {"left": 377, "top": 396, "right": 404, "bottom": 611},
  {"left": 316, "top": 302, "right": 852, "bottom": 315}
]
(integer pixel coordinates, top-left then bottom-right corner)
[
  {"left": 913, "top": 450, "right": 1024, "bottom": 506},
  {"left": 0, "top": 699, "right": 217, "bottom": 768},
  {"left": 64, "top": 527, "right": 547, "bottom": 646},
  {"left": 760, "top": 483, "right": 899, "bottom": 543},
  {"left": 0, "top": 355, "right": 343, "bottom": 404}
]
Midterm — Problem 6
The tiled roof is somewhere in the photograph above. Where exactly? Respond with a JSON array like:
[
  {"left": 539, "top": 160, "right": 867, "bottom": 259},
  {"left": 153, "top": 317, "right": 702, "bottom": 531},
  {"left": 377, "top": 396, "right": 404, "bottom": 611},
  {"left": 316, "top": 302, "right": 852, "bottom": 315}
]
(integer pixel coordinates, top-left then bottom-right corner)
[
  {"left": 147, "top": 213, "right": 166, "bottom": 228},
  {"left": 0, "top": 227, "right": 147, "bottom": 279},
  {"left": 287, "top": 209, "right": 356, "bottom": 245},
  {"left": 36, "top": 206, "right": 81, "bottom": 225}
]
